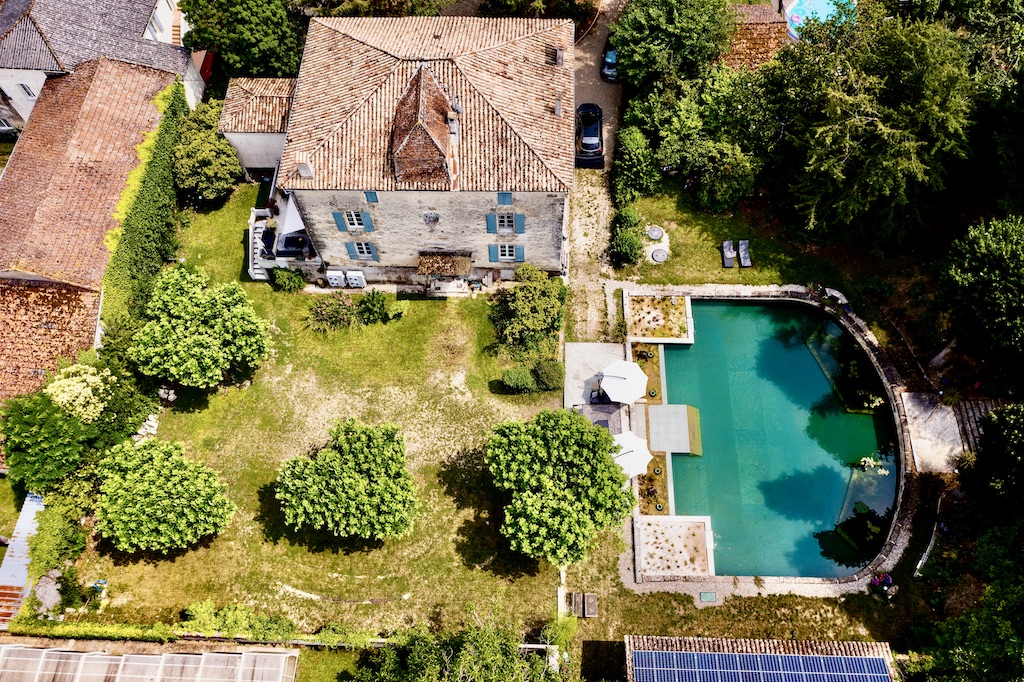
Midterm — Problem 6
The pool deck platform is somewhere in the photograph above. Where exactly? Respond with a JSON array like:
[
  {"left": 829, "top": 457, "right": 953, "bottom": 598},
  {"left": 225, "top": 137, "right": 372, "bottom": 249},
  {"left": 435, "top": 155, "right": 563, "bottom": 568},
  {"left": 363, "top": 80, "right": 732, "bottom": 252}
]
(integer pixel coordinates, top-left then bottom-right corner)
[{"left": 563, "top": 342, "right": 627, "bottom": 409}]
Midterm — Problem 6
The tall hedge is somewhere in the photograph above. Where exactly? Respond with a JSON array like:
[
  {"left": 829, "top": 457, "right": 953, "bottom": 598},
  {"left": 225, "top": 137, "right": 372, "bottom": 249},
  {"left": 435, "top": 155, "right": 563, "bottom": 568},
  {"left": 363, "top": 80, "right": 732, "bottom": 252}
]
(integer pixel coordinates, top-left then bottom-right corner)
[{"left": 103, "top": 82, "right": 189, "bottom": 325}]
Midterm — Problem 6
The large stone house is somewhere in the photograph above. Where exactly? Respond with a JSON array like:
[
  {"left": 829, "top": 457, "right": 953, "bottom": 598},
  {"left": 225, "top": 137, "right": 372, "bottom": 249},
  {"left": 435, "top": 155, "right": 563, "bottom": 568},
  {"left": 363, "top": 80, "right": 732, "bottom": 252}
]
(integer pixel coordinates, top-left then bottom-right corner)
[
  {"left": 220, "top": 17, "right": 575, "bottom": 290},
  {"left": 0, "top": 0, "right": 203, "bottom": 128}
]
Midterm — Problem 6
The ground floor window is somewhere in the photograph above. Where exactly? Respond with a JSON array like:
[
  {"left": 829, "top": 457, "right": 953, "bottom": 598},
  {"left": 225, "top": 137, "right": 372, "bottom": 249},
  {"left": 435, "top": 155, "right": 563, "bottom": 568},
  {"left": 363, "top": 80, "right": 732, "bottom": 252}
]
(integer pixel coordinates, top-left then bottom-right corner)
[
  {"left": 498, "top": 244, "right": 516, "bottom": 261},
  {"left": 355, "top": 242, "right": 373, "bottom": 258}
]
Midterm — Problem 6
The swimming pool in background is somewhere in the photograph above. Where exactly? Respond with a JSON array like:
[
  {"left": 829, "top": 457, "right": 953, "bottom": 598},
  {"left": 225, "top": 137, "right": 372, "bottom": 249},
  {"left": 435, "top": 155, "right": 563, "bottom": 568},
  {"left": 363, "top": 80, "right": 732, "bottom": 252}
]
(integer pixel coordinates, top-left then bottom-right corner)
[{"left": 664, "top": 301, "right": 896, "bottom": 578}]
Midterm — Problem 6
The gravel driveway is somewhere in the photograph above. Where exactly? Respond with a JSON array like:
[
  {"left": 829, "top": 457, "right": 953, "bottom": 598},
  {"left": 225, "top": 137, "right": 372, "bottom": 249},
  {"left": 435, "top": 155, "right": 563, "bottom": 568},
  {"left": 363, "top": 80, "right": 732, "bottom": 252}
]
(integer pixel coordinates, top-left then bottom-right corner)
[{"left": 575, "top": 0, "right": 627, "bottom": 169}]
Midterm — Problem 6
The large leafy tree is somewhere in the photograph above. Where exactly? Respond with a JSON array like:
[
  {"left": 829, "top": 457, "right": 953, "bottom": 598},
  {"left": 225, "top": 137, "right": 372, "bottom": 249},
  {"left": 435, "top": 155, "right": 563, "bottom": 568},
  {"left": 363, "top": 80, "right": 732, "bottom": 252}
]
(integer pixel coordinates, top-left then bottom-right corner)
[
  {"left": 1, "top": 393, "right": 95, "bottom": 494},
  {"left": 962, "top": 403, "right": 1024, "bottom": 502},
  {"left": 943, "top": 216, "right": 1024, "bottom": 367},
  {"left": 173, "top": 100, "right": 241, "bottom": 204},
  {"left": 275, "top": 419, "right": 417, "bottom": 540},
  {"left": 181, "top": 0, "right": 305, "bottom": 77},
  {"left": 129, "top": 267, "right": 270, "bottom": 388},
  {"left": 95, "top": 439, "right": 236, "bottom": 553},
  {"left": 485, "top": 410, "right": 634, "bottom": 569},
  {"left": 787, "top": 14, "right": 974, "bottom": 239},
  {"left": 610, "top": 0, "right": 735, "bottom": 88}
]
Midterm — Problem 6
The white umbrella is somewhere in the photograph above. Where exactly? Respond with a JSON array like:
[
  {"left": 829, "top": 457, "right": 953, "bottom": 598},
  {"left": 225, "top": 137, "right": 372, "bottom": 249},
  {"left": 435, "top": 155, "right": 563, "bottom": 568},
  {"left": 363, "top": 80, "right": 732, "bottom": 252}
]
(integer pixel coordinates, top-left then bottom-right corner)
[
  {"left": 599, "top": 360, "right": 649, "bottom": 404},
  {"left": 613, "top": 431, "right": 654, "bottom": 479}
]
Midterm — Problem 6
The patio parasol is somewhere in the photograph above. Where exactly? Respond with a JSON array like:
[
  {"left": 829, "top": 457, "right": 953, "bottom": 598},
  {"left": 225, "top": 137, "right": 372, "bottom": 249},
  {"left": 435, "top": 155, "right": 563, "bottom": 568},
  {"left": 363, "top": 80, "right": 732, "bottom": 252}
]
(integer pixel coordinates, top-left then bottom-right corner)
[
  {"left": 598, "top": 360, "right": 649, "bottom": 404},
  {"left": 612, "top": 431, "right": 654, "bottom": 479}
]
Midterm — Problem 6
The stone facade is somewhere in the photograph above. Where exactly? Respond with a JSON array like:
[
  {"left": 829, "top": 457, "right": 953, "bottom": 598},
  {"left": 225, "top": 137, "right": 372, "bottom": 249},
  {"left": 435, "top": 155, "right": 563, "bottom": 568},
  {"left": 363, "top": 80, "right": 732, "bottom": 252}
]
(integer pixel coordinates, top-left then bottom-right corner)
[{"left": 293, "top": 189, "right": 567, "bottom": 282}]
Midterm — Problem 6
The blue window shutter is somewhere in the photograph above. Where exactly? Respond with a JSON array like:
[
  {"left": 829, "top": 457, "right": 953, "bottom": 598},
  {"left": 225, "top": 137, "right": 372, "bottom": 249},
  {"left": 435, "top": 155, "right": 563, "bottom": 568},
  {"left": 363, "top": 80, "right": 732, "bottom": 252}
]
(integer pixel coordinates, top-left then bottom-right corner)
[
  {"left": 361, "top": 212, "right": 374, "bottom": 232},
  {"left": 365, "top": 191, "right": 378, "bottom": 203},
  {"left": 369, "top": 243, "right": 379, "bottom": 262},
  {"left": 333, "top": 211, "right": 348, "bottom": 231},
  {"left": 345, "top": 242, "right": 358, "bottom": 260},
  {"left": 498, "top": 192, "right": 512, "bottom": 206},
  {"left": 514, "top": 245, "right": 525, "bottom": 262},
  {"left": 514, "top": 214, "right": 525, "bottom": 234},
  {"left": 488, "top": 244, "right": 499, "bottom": 263},
  {"left": 486, "top": 214, "right": 497, "bottom": 234}
]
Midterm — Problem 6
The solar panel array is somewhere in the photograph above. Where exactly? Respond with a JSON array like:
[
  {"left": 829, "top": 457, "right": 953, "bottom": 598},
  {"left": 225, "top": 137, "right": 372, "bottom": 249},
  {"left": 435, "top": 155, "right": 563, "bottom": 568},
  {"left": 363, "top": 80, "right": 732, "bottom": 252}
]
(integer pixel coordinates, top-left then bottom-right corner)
[{"left": 632, "top": 650, "right": 891, "bottom": 682}]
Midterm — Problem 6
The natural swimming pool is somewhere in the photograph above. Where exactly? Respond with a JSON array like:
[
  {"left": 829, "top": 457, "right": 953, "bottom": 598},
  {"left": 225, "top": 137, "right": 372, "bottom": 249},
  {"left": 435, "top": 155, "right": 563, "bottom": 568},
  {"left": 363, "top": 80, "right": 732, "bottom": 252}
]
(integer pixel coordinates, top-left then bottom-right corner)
[{"left": 664, "top": 301, "right": 897, "bottom": 578}]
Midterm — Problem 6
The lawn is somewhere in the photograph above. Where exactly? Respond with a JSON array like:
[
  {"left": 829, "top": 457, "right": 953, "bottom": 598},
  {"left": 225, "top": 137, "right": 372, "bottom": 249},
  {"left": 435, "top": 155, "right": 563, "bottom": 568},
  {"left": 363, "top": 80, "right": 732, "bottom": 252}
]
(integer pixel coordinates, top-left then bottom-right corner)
[
  {"left": 0, "top": 478, "right": 21, "bottom": 563},
  {"left": 65, "top": 184, "right": 916, "bottom": 680}
]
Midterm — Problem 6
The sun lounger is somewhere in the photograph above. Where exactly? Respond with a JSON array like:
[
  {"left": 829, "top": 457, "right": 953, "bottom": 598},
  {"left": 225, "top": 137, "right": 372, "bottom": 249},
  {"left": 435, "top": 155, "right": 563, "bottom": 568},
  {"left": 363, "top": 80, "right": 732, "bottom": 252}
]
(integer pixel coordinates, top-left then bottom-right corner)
[
  {"left": 739, "top": 239, "right": 752, "bottom": 268},
  {"left": 721, "top": 240, "right": 735, "bottom": 268}
]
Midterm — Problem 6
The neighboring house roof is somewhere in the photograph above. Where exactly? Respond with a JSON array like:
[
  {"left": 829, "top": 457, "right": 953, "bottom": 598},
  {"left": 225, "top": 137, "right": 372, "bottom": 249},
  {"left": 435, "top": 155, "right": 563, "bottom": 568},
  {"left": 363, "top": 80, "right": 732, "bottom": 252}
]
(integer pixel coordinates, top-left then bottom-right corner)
[
  {"left": 0, "top": 57, "right": 175, "bottom": 290},
  {"left": 734, "top": 3, "right": 787, "bottom": 23},
  {"left": 0, "top": 0, "right": 189, "bottom": 75},
  {"left": 0, "top": 279, "right": 100, "bottom": 402},
  {"left": 219, "top": 77, "right": 296, "bottom": 134},
  {"left": 278, "top": 17, "right": 575, "bottom": 193},
  {"left": 721, "top": 4, "right": 788, "bottom": 70}
]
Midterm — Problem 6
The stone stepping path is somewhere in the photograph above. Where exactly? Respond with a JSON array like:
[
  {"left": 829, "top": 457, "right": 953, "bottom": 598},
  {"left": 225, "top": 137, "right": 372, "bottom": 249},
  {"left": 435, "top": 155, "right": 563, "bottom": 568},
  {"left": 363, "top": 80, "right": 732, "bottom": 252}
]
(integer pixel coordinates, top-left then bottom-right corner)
[{"left": 0, "top": 493, "right": 44, "bottom": 630}]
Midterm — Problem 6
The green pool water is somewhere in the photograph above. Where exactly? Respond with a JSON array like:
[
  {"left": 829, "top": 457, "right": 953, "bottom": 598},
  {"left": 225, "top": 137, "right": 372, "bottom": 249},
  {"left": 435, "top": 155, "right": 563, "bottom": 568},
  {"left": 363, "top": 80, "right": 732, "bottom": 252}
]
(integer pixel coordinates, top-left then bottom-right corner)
[{"left": 665, "top": 301, "right": 896, "bottom": 578}]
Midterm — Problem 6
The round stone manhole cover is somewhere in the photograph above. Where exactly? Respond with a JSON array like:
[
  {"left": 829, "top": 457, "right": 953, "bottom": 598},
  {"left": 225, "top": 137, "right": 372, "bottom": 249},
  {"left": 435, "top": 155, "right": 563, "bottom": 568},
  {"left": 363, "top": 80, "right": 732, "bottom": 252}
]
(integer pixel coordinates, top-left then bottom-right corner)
[
  {"left": 651, "top": 248, "right": 669, "bottom": 263},
  {"left": 647, "top": 226, "right": 664, "bottom": 240}
]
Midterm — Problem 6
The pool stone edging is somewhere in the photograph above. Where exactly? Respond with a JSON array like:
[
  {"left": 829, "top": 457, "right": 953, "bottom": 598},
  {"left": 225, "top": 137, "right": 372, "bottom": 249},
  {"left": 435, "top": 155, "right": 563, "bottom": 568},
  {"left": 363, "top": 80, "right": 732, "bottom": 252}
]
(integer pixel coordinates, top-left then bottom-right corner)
[{"left": 624, "top": 284, "right": 918, "bottom": 597}]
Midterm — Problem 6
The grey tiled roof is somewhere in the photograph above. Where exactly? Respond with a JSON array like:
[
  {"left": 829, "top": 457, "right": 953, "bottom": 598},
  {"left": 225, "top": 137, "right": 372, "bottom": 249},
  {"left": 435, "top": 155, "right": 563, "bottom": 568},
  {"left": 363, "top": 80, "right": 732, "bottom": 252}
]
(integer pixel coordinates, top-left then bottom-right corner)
[{"left": 0, "top": 0, "right": 189, "bottom": 74}]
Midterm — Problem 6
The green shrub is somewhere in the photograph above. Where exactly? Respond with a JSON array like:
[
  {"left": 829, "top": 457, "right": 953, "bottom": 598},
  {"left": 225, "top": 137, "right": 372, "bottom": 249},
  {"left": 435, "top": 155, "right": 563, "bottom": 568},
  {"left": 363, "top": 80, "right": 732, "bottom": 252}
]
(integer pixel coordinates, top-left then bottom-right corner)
[
  {"left": 1, "top": 393, "right": 95, "bottom": 494},
  {"left": 610, "top": 227, "right": 645, "bottom": 267},
  {"left": 541, "top": 614, "right": 578, "bottom": 650},
  {"left": 173, "top": 100, "right": 241, "bottom": 203},
  {"left": 612, "top": 126, "right": 660, "bottom": 206},
  {"left": 533, "top": 360, "right": 564, "bottom": 391},
  {"left": 103, "top": 83, "right": 188, "bottom": 325},
  {"left": 7, "top": 618, "right": 177, "bottom": 642},
  {"left": 270, "top": 267, "right": 307, "bottom": 292},
  {"left": 308, "top": 293, "right": 359, "bottom": 332},
  {"left": 179, "top": 599, "right": 296, "bottom": 641},
  {"left": 695, "top": 141, "right": 758, "bottom": 211},
  {"left": 491, "top": 265, "right": 566, "bottom": 355},
  {"left": 28, "top": 508, "right": 87, "bottom": 579},
  {"left": 502, "top": 367, "right": 538, "bottom": 393},
  {"left": 613, "top": 206, "right": 645, "bottom": 234},
  {"left": 43, "top": 364, "right": 115, "bottom": 423},
  {"left": 357, "top": 289, "right": 391, "bottom": 324}
]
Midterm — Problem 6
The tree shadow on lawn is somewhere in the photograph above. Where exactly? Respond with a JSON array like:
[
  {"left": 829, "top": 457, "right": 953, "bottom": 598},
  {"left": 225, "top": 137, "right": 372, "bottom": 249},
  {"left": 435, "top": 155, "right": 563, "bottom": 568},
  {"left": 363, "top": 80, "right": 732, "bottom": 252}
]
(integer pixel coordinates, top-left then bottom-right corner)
[
  {"left": 437, "top": 448, "right": 540, "bottom": 580},
  {"left": 255, "top": 483, "right": 384, "bottom": 555},
  {"left": 97, "top": 534, "right": 219, "bottom": 567}
]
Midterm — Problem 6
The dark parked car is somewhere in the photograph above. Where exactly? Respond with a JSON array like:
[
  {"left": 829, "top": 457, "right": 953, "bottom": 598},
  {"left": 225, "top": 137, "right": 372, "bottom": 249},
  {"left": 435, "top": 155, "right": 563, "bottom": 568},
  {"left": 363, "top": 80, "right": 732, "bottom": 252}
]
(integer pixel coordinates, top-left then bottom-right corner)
[
  {"left": 575, "top": 103, "right": 604, "bottom": 168},
  {"left": 601, "top": 41, "right": 617, "bottom": 82}
]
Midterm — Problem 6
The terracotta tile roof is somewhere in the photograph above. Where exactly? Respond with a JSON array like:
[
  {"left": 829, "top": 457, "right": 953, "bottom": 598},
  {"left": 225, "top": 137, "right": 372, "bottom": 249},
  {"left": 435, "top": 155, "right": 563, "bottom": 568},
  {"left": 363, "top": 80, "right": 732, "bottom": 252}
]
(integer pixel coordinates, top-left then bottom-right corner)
[
  {"left": 0, "top": 0, "right": 189, "bottom": 75},
  {"left": 219, "top": 78, "right": 296, "bottom": 134},
  {"left": 0, "top": 58, "right": 175, "bottom": 290},
  {"left": 722, "top": 5, "right": 788, "bottom": 70},
  {"left": 279, "top": 17, "right": 574, "bottom": 193},
  {"left": 392, "top": 65, "right": 454, "bottom": 188},
  {"left": 625, "top": 637, "right": 896, "bottom": 681},
  {"left": 734, "top": 4, "right": 787, "bottom": 23},
  {"left": 0, "top": 279, "right": 100, "bottom": 402}
]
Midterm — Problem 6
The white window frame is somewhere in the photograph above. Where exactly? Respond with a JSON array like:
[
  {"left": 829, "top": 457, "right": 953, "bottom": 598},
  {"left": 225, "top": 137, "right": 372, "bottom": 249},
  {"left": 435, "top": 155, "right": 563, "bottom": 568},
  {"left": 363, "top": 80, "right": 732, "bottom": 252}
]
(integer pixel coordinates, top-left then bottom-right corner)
[
  {"left": 354, "top": 242, "right": 374, "bottom": 259},
  {"left": 496, "top": 213, "right": 515, "bottom": 234},
  {"left": 19, "top": 83, "right": 35, "bottom": 98},
  {"left": 344, "top": 211, "right": 365, "bottom": 231},
  {"left": 497, "top": 244, "right": 516, "bottom": 262}
]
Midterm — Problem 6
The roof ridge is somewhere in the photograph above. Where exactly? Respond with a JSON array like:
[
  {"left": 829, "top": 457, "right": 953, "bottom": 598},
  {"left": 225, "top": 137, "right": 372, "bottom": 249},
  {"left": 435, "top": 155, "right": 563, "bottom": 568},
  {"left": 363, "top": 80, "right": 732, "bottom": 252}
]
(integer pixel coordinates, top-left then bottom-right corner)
[
  {"left": 452, "top": 56, "right": 568, "bottom": 191},
  {"left": 460, "top": 20, "right": 571, "bottom": 58}
]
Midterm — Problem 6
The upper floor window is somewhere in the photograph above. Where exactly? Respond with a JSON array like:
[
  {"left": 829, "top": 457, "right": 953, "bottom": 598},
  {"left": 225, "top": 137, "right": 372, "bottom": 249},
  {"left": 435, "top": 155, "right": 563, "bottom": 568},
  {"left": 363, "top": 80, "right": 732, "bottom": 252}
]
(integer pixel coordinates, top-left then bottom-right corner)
[
  {"left": 496, "top": 213, "right": 515, "bottom": 234},
  {"left": 19, "top": 83, "right": 35, "bottom": 98},
  {"left": 343, "top": 211, "right": 364, "bottom": 230},
  {"left": 333, "top": 210, "right": 374, "bottom": 232}
]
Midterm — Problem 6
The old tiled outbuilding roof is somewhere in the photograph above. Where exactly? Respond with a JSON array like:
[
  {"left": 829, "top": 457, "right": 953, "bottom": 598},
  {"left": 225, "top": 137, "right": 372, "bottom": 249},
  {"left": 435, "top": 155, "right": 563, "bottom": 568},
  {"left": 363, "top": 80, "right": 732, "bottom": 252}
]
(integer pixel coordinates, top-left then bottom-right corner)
[
  {"left": 721, "top": 4, "right": 789, "bottom": 70},
  {"left": 219, "top": 78, "right": 296, "bottom": 134},
  {"left": 0, "top": 279, "right": 100, "bottom": 402},
  {"left": 0, "top": 58, "right": 175, "bottom": 290},
  {"left": 0, "top": 0, "right": 189, "bottom": 75},
  {"left": 279, "top": 17, "right": 574, "bottom": 193},
  {"left": 418, "top": 250, "right": 472, "bottom": 276}
]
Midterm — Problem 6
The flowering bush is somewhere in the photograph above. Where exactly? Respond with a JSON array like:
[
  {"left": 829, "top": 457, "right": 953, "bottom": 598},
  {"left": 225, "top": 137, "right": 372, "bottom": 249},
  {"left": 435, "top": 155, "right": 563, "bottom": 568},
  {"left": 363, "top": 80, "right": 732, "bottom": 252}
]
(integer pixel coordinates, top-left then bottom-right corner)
[{"left": 43, "top": 365, "right": 115, "bottom": 423}]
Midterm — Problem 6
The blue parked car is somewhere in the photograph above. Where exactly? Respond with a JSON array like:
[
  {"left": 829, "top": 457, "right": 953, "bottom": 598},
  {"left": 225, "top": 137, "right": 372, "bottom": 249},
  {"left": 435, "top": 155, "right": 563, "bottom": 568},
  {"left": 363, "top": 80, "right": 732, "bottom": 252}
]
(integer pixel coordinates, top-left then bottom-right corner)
[{"left": 601, "top": 40, "right": 617, "bottom": 82}]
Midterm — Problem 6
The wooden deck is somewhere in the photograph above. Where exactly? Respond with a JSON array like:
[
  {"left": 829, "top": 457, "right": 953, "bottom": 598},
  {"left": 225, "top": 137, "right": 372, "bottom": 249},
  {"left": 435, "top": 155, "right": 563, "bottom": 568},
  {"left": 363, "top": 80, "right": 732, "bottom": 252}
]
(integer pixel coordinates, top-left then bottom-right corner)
[{"left": 953, "top": 399, "right": 1005, "bottom": 454}]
